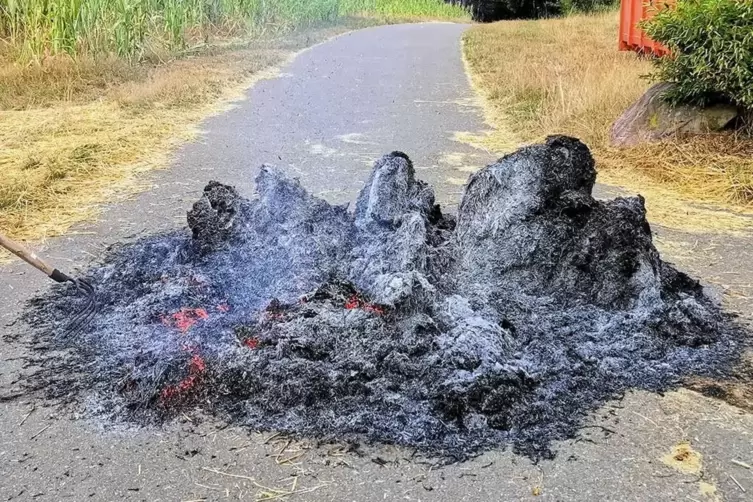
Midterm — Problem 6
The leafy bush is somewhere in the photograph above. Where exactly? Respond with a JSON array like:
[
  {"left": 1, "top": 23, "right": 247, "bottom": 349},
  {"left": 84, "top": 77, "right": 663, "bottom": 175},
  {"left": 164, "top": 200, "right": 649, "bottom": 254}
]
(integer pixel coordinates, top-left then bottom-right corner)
[
  {"left": 485, "top": 0, "right": 560, "bottom": 19},
  {"left": 643, "top": 0, "right": 753, "bottom": 109},
  {"left": 450, "top": 0, "right": 615, "bottom": 21},
  {"left": 562, "top": 0, "right": 617, "bottom": 14}
]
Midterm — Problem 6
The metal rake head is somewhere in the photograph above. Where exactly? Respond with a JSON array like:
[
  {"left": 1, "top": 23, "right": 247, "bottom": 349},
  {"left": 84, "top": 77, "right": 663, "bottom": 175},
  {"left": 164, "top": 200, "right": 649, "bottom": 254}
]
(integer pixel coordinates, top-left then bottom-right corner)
[{"left": 66, "top": 278, "right": 98, "bottom": 334}]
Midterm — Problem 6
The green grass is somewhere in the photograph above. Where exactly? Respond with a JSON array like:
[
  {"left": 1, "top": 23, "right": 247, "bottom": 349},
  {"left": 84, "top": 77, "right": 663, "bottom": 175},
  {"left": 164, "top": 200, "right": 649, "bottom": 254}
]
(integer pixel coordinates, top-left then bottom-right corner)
[
  {"left": 340, "top": 0, "right": 470, "bottom": 19},
  {"left": 0, "top": 0, "right": 469, "bottom": 61}
]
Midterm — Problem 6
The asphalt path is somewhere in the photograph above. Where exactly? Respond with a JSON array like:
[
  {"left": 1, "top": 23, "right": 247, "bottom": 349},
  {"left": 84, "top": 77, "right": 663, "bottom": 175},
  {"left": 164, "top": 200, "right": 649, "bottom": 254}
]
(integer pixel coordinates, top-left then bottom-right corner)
[{"left": 1, "top": 23, "right": 751, "bottom": 501}]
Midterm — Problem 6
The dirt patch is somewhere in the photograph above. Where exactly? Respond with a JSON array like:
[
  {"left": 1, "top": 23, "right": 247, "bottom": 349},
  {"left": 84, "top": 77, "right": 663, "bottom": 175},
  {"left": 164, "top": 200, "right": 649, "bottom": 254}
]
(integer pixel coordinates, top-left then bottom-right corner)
[
  {"left": 661, "top": 441, "right": 702, "bottom": 475},
  {"left": 14, "top": 137, "right": 748, "bottom": 460},
  {"left": 686, "top": 350, "right": 753, "bottom": 412},
  {"left": 698, "top": 481, "right": 720, "bottom": 501}
]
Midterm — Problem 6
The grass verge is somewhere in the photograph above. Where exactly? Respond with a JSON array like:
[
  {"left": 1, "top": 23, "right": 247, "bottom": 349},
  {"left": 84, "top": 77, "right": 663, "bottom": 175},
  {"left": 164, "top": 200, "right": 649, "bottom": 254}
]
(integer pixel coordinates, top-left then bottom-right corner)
[
  {"left": 0, "top": 1, "right": 469, "bottom": 245},
  {"left": 462, "top": 11, "right": 753, "bottom": 234}
]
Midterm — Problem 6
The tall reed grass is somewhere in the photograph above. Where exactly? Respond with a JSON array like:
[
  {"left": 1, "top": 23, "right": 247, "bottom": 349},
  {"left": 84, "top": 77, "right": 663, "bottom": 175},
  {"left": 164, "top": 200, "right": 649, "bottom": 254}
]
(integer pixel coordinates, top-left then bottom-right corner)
[{"left": 0, "top": 0, "right": 468, "bottom": 61}]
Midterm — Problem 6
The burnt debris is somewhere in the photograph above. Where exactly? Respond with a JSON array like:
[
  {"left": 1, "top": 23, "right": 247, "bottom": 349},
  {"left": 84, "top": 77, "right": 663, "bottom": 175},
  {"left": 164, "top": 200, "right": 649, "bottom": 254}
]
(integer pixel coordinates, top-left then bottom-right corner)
[{"left": 21, "top": 136, "right": 745, "bottom": 459}]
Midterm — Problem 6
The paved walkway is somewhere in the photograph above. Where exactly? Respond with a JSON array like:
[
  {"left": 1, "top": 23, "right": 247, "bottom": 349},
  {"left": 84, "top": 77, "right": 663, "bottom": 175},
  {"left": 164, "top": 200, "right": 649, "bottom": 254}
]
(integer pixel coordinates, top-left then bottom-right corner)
[{"left": 1, "top": 23, "right": 751, "bottom": 501}]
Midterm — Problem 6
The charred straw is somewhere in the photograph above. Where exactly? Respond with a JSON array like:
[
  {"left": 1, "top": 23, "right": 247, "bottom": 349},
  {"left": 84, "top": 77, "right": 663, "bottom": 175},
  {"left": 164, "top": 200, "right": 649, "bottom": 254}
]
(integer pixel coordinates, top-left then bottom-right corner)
[{"left": 18, "top": 136, "right": 747, "bottom": 460}]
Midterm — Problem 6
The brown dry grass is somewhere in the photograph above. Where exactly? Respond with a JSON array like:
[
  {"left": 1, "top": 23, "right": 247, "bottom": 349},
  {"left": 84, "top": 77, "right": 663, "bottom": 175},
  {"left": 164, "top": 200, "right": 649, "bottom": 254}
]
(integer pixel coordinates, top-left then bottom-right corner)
[
  {"left": 0, "top": 25, "right": 364, "bottom": 244},
  {"left": 462, "top": 11, "right": 753, "bottom": 234}
]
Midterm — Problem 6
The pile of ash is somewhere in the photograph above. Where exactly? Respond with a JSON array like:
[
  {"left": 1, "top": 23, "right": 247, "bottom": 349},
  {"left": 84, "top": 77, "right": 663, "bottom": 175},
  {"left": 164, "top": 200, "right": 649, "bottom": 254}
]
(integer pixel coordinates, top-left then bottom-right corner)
[{"left": 22, "top": 136, "right": 745, "bottom": 459}]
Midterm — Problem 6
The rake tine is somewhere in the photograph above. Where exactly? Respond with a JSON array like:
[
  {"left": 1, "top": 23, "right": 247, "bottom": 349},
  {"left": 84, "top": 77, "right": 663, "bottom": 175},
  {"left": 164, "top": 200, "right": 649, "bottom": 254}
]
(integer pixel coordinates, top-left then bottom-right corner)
[
  {"left": 65, "top": 279, "right": 98, "bottom": 334},
  {"left": 66, "top": 301, "right": 94, "bottom": 334}
]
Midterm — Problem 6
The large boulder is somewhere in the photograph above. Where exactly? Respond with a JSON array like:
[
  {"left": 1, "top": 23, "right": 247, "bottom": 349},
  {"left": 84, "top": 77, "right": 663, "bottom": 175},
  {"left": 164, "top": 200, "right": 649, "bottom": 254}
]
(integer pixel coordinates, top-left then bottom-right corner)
[{"left": 611, "top": 83, "right": 738, "bottom": 147}]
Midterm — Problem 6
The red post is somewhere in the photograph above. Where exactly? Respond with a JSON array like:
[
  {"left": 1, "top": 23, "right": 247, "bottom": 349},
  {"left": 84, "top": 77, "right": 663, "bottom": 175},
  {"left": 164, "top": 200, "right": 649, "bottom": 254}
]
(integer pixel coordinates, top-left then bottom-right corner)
[{"left": 619, "top": 0, "right": 674, "bottom": 56}]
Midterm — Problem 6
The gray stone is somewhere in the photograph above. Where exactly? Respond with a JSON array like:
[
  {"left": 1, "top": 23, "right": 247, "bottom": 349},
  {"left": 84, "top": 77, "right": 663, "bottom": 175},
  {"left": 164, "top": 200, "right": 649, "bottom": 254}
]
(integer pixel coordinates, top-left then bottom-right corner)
[{"left": 610, "top": 83, "right": 738, "bottom": 147}]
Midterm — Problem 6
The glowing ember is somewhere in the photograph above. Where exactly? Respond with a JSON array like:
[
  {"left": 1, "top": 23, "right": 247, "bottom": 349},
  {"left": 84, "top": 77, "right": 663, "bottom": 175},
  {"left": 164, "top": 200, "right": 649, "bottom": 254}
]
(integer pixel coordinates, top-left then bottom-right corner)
[
  {"left": 344, "top": 295, "right": 360, "bottom": 310},
  {"left": 159, "top": 354, "right": 206, "bottom": 403},
  {"left": 344, "top": 294, "right": 385, "bottom": 314},
  {"left": 162, "top": 308, "right": 209, "bottom": 333}
]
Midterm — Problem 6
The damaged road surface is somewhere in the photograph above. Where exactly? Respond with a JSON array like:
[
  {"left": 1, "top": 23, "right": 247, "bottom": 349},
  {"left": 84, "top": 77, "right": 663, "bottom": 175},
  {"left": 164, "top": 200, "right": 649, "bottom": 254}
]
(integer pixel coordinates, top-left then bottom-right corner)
[{"left": 21, "top": 136, "right": 746, "bottom": 460}]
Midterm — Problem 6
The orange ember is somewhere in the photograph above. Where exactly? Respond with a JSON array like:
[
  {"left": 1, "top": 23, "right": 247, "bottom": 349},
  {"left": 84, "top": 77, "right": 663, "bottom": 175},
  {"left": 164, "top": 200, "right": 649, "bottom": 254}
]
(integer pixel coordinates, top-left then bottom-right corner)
[
  {"left": 344, "top": 295, "right": 384, "bottom": 315},
  {"left": 160, "top": 354, "right": 206, "bottom": 403},
  {"left": 162, "top": 308, "right": 209, "bottom": 333}
]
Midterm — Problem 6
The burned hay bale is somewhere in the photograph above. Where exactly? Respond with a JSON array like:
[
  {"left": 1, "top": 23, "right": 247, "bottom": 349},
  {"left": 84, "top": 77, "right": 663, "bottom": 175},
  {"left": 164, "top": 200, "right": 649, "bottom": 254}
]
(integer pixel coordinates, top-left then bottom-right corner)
[
  {"left": 187, "top": 181, "right": 240, "bottom": 253},
  {"left": 456, "top": 136, "right": 660, "bottom": 309},
  {"left": 20, "top": 136, "right": 746, "bottom": 460}
]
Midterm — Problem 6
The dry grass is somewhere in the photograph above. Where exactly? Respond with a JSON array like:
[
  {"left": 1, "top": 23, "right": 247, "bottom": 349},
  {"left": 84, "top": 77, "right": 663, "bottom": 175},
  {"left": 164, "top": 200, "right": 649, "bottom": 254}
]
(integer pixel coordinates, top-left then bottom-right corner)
[
  {"left": 462, "top": 11, "right": 753, "bottom": 233},
  {"left": 0, "top": 25, "right": 363, "bottom": 243},
  {"left": 463, "top": 12, "right": 647, "bottom": 146}
]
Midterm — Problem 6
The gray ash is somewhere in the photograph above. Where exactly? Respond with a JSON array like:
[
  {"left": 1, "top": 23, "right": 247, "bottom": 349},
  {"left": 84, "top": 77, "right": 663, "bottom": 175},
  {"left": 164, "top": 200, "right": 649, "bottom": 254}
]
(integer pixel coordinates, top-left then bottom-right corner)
[{"left": 19, "top": 136, "right": 746, "bottom": 460}]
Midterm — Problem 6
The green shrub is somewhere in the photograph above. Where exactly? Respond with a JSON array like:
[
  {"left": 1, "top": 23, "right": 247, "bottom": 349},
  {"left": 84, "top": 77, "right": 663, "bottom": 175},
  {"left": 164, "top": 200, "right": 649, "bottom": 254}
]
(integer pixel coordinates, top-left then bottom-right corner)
[
  {"left": 451, "top": 0, "right": 616, "bottom": 21},
  {"left": 562, "top": 0, "right": 616, "bottom": 14},
  {"left": 643, "top": 0, "right": 753, "bottom": 109}
]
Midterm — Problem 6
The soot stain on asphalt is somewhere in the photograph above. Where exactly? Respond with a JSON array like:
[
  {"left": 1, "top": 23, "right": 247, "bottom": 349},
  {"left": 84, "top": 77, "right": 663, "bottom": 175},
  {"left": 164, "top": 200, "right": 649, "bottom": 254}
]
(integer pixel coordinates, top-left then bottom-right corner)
[{"left": 18, "top": 136, "right": 748, "bottom": 460}]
